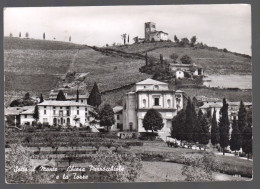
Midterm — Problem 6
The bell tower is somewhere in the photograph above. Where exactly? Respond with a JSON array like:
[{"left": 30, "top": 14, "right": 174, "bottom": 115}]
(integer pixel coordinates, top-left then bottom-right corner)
[{"left": 145, "top": 22, "right": 156, "bottom": 41}]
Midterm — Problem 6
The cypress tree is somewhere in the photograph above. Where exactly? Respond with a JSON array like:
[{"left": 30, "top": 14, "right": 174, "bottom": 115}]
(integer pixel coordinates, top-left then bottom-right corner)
[
  {"left": 242, "top": 124, "right": 252, "bottom": 159},
  {"left": 43, "top": 32, "right": 45, "bottom": 40},
  {"left": 192, "top": 103, "right": 200, "bottom": 143},
  {"left": 56, "top": 90, "right": 66, "bottom": 101},
  {"left": 211, "top": 109, "right": 219, "bottom": 147},
  {"left": 238, "top": 101, "right": 247, "bottom": 133},
  {"left": 171, "top": 109, "right": 185, "bottom": 143},
  {"left": 33, "top": 105, "right": 39, "bottom": 123},
  {"left": 199, "top": 115, "right": 210, "bottom": 149},
  {"left": 230, "top": 117, "right": 241, "bottom": 153},
  {"left": 40, "top": 94, "right": 44, "bottom": 103},
  {"left": 184, "top": 98, "right": 194, "bottom": 144},
  {"left": 219, "top": 98, "right": 230, "bottom": 155},
  {"left": 88, "top": 82, "right": 101, "bottom": 108}
]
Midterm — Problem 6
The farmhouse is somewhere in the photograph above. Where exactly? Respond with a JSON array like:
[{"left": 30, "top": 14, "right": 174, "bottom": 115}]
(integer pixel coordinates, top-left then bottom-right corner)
[
  {"left": 123, "top": 78, "right": 184, "bottom": 134},
  {"left": 170, "top": 63, "right": 204, "bottom": 78},
  {"left": 5, "top": 106, "right": 35, "bottom": 126},
  {"left": 37, "top": 101, "right": 93, "bottom": 127}
]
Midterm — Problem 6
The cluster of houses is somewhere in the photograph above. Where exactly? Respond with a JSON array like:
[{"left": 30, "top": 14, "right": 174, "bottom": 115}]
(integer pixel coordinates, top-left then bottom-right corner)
[{"left": 5, "top": 78, "right": 251, "bottom": 138}]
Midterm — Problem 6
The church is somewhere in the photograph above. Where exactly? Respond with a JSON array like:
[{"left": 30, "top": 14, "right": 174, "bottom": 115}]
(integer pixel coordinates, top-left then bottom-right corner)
[{"left": 123, "top": 78, "right": 184, "bottom": 133}]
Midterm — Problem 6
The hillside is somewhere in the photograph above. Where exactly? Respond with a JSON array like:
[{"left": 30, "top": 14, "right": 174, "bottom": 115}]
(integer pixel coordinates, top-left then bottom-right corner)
[{"left": 4, "top": 37, "right": 252, "bottom": 107}]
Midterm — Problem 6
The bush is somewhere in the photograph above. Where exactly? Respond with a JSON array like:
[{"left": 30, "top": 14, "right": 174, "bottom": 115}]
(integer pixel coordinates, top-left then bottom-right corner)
[
  {"left": 139, "top": 132, "right": 158, "bottom": 141},
  {"left": 90, "top": 150, "right": 142, "bottom": 182},
  {"left": 181, "top": 152, "right": 218, "bottom": 181}
]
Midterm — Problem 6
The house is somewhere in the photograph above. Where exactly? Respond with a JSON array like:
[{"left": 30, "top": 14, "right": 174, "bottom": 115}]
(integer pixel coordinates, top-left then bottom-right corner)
[
  {"left": 123, "top": 78, "right": 184, "bottom": 134},
  {"left": 20, "top": 107, "right": 35, "bottom": 125},
  {"left": 111, "top": 106, "right": 123, "bottom": 131},
  {"left": 37, "top": 101, "right": 93, "bottom": 127},
  {"left": 47, "top": 89, "right": 89, "bottom": 105},
  {"left": 193, "top": 96, "right": 221, "bottom": 106},
  {"left": 170, "top": 63, "right": 204, "bottom": 78},
  {"left": 5, "top": 106, "right": 35, "bottom": 126},
  {"left": 145, "top": 22, "right": 169, "bottom": 42},
  {"left": 200, "top": 101, "right": 252, "bottom": 122}
]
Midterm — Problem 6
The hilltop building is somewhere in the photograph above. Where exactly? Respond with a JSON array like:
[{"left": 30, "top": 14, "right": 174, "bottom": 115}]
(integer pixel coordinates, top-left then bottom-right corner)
[
  {"left": 145, "top": 22, "right": 168, "bottom": 42},
  {"left": 123, "top": 78, "right": 184, "bottom": 134}
]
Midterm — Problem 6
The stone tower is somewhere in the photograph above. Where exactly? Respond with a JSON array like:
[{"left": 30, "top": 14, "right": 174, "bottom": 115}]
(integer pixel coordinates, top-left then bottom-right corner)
[{"left": 145, "top": 22, "right": 156, "bottom": 41}]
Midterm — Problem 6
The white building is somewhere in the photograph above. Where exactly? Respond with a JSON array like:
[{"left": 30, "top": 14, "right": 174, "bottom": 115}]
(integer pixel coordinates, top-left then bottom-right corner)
[
  {"left": 20, "top": 107, "right": 35, "bottom": 125},
  {"left": 111, "top": 106, "right": 123, "bottom": 131},
  {"left": 176, "top": 70, "right": 185, "bottom": 79},
  {"left": 144, "top": 22, "right": 169, "bottom": 42},
  {"left": 123, "top": 78, "right": 184, "bottom": 134},
  {"left": 38, "top": 101, "right": 93, "bottom": 127}
]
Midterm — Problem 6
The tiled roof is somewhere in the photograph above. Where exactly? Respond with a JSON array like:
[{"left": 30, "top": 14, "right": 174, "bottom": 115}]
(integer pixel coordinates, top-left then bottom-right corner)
[
  {"left": 136, "top": 78, "right": 168, "bottom": 85},
  {"left": 113, "top": 106, "right": 123, "bottom": 113},
  {"left": 38, "top": 101, "right": 89, "bottom": 107},
  {"left": 20, "top": 107, "right": 35, "bottom": 115},
  {"left": 5, "top": 106, "right": 35, "bottom": 116}
]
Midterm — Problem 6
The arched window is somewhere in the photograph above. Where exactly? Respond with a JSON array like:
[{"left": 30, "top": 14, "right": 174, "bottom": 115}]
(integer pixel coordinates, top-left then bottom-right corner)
[
  {"left": 167, "top": 99, "right": 171, "bottom": 108},
  {"left": 143, "top": 99, "right": 146, "bottom": 108}
]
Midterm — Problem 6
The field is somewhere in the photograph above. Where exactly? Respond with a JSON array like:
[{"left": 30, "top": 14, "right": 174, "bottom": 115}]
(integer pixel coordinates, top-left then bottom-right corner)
[{"left": 5, "top": 128, "right": 253, "bottom": 183}]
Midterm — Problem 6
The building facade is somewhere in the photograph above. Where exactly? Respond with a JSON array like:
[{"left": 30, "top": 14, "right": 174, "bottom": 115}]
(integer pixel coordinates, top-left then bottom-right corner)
[
  {"left": 144, "top": 22, "right": 169, "bottom": 42},
  {"left": 123, "top": 79, "right": 184, "bottom": 133},
  {"left": 38, "top": 101, "right": 92, "bottom": 127},
  {"left": 111, "top": 106, "right": 123, "bottom": 131}
]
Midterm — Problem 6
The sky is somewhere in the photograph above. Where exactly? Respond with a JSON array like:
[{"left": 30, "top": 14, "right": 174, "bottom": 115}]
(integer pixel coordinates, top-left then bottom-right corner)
[{"left": 4, "top": 4, "right": 251, "bottom": 55}]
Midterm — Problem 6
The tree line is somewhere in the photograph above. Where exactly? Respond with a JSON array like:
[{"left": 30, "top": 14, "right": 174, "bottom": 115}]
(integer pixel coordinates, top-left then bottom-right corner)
[{"left": 171, "top": 98, "right": 252, "bottom": 158}]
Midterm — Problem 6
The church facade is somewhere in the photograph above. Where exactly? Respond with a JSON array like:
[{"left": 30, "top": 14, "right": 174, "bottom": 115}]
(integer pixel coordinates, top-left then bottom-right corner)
[{"left": 123, "top": 78, "right": 184, "bottom": 133}]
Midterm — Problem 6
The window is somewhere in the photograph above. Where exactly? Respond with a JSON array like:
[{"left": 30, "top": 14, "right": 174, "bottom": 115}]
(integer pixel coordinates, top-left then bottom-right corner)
[
  {"left": 67, "top": 110, "right": 70, "bottom": 116},
  {"left": 143, "top": 99, "right": 146, "bottom": 108},
  {"left": 81, "top": 100, "right": 83, "bottom": 103},
  {"left": 59, "top": 111, "right": 63, "bottom": 117},
  {"left": 53, "top": 110, "right": 56, "bottom": 115},
  {"left": 77, "top": 106, "right": 79, "bottom": 109},
  {"left": 154, "top": 98, "right": 159, "bottom": 106},
  {"left": 167, "top": 99, "right": 171, "bottom": 108},
  {"left": 117, "top": 123, "right": 120, "bottom": 129},
  {"left": 53, "top": 106, "right": 56, "bottom": 109},
  {"left": 60, "top": 107, "right": 62, "bottom": 109},
  {"left": 25, "top": 115, "right": 27, "bottom": 118},
  {"left": 77, "top": 110, "right": 79, "bottom": 115},
  {"left": 43, "top": 118, "right": 48, "bottom": 123},
  {"left": 85, "top": 108, "right": 88, "bottom": 111},
  {"left": 44, "top": 106, "right": 46, "bottom": 108},
  {"left": 117, "top": 115, "right": 120, "bottom": 120},
  {"left": 154, "top": 85, "right": 159, "bottom": 90},
  {"left": 44, "top": 110, "right": 46, "bottom": 115}
]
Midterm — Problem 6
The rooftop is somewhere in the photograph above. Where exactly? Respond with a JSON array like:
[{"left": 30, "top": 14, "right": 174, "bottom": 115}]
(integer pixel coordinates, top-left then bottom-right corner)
[
  {"left": 38, "top": 101, "right": 89, "bottom": 107},
  {"left": 136, "top": 78, "right": 168, "bottom": 85},
  {"left": 113, "top": 106, "right": 123, "bottom": 113},
  {"left": 5, "top": 106, "right": 35, "bottom": 116}
]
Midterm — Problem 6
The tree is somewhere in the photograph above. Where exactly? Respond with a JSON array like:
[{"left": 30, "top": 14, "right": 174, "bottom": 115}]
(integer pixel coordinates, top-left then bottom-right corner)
[
  {"left": 100, "top": 104, "right": 115, "bottom": 132},
  {"left": 145, "top": 52, "right": 148, "bottom": 66},
  {"left": 191, "top": 102, "right": 199, "bottom": 143},
  {"left": 190, "top": 36, "right": 197, "bottom": 47},
  {"left": 238, "top": 100, "right": 247, "bottom": 133},
  {"left": 183, "top": 98, "right": 194, "bottom": 143},
  {"left": 19, "top": 32, "right": 21, "bottom": 38},
  {"left": 219, "top": 98, "right": 230, "bottom": 155},
  {"left": 211, "top": 109, "right": 219, "bottom": 147},
  {"left": 171, "top": 109, "right": 185, "bottom": 143},
  {"left": 143, "top": 109, "right": 164, "bottom": 133},
  {"left": 56, "top": 90, "right": 66, "bottom": 101},
  {"left": 127, "top": 34, "right": 129, "bottom": 43},
  {"left": 88, "top": 82, "right": 101, "bottom": 108},
  {"left": 40, "top": 94, "right": 44, "bottom": 103},
  {"left": 121, "top": 33, "right": 127, "bottom": 45},
  {"left": 230, "top": 117, "right": 241, "bottom": 153},
  {"left": 25, "top": 32, "right": 29, "bottom": 38},
  {"left": 174, "top": 35, "right": 179, "bottom": 43},
  {"left": 160, "top": 54, "right": 163, "bottom": 64},
  {"left": 69, "top": 36, "right": 71, "bottom": 42},
  {"left": 193, "top": 109, "right": 203, "bottom": 143},
  {"left": 43, "top": 32, "right": 45, "bottom": 40},
  {"left": 199, "top": 115, "right": 210, "bottom": 148},
  {"left": 242, "top": 124, "right": 252, "bottom": 159},
  {"left": 169, "top": 53, "right": 178, "bottom": 63},
  {"left": 76, "top": 89, "right": 79, "bottom": 102},
  {"left": 9, "top": 33, "right": 13, "bottom": 37},
  {"left": 180, "top": 55, "right": 192, "bottom": 64},
  {"left": 180, "top": 37, "right": 189, "bottom": 47},
  {"left": 33, "top": 105, "right": 39, "bottom": 123}
]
